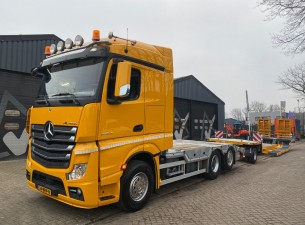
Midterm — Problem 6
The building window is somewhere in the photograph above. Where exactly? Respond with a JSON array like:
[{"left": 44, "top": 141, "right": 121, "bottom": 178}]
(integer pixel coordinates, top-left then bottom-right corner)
[
  {"left": 4, "top": 123, "right": 19, "bottom": 130},
  {"left": 5, "top": 110, "right": 20, "bottom": 117}
]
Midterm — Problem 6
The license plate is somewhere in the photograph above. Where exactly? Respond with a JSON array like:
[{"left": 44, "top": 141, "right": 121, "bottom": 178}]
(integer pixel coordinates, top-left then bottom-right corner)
[{"left": 37, "top": 185, "right": 52, "bottom": 196}]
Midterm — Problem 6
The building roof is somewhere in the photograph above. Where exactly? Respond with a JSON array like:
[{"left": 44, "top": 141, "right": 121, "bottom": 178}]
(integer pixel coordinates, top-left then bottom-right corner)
[
  {"left": 0, "top": 34, "right": 61, "bottom": 42},
  {"left": 174, "top": 75, "right": 224, "bottom": 105},
  {"left": 0, "top": 34, "right": 62, "bottom": 74}
]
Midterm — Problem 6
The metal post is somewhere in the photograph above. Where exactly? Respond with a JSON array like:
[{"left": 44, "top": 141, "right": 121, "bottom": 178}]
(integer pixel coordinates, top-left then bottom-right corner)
[
  {"left": 303, "top": 108, "right": 305, "bottom": 135},
  {"left": 248, "top": 110, "right": 250, "bottom": 140}
]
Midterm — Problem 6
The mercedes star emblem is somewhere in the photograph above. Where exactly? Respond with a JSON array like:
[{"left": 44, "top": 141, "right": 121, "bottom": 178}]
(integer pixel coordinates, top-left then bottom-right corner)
[{"left": 44, "top": 121, "right": 54, "bottom": 141}]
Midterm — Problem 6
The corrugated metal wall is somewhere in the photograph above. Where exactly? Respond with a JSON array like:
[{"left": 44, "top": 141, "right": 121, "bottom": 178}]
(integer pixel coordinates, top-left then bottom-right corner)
[
  {"left": 174, "top": 98, "right": 218, "bottom": 140},
  {"left": 0, "top": 70, "right": 41, "bottom": 159},
  {"left": 174, "top": 75, "right": 225, "bottom": 131},
  {"left": 0, "top": 35, "right": 62, "bottom": 73},
  {"left": 0, "top": 34, "right": 62, "bottom": 160}
]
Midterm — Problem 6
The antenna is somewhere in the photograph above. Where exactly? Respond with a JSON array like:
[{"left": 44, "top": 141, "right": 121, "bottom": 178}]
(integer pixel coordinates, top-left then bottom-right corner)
[
  {"left": 125, "top": 28, "right": 129, "bottom": 53},
  {"left": 108, "top": 30, "right": 137, "bottom": 53}
]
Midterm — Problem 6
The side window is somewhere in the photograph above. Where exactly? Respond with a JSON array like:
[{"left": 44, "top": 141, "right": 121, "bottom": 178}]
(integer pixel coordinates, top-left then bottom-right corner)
[{"left": 107, "top": 64, "right": 141, "bottom": 102}]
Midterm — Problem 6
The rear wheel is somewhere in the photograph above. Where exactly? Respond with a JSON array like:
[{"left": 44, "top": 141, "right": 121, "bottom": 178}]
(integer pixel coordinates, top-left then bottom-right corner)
[
  {"left": 205, "top": 151, "right": 221, "bottom": 180},
  {"left": 223, "top": 148, "right": 234, "bottom": 170},
  {"left": 248, "top": 148, "right": 257, "bottom": 164},
  {"left": 117, "top": 160, "right": 154, "bottom": 212}
]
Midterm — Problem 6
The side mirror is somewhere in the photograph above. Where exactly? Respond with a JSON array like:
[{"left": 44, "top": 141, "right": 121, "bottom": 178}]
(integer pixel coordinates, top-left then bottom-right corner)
[
  {"left": 115, "top": 62, "right": 131, "bottom": 97},
  {"left": 32, "top": 67, "right": 51, "bottom": 82},
  {"left": 31, "top": 67, "right": 39, "bottom": 77}
]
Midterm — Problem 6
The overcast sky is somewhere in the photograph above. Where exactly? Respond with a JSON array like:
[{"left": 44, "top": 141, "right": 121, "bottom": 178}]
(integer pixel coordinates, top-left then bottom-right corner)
[{"left": 1, "top": 0, "right": 305, "bottom": 116}]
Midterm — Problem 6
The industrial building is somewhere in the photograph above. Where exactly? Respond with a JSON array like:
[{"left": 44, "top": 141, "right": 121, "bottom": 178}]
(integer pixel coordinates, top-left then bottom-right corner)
[
  {"left": 0, "top": 35, "right": 61, "bottom": 159},
  {"left": 174, "top": 75, "right": 225, "bottom": 140}
]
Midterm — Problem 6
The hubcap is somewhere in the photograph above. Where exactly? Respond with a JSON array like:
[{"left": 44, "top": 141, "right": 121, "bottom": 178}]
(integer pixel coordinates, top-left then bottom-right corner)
[
  {"left": 227, "top": 150, "right": 234, "bottom": 166},
  {"left": 129, "top": 172, "right": 149, "bottom": 202},
  {"left": 211, "top": 155, "right": 220, "bottom": 173}
]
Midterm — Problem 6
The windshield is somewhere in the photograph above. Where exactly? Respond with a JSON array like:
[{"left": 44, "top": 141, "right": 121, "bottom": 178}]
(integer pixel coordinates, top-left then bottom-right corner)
[{"left": 39, "top": 58, "right": 104, "bottom": 99}]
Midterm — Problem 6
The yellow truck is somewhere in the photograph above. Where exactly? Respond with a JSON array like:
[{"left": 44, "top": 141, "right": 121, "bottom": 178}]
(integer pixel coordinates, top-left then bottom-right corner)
[{"left": 26, "top": 30, "right": 236, "bottom": 211}]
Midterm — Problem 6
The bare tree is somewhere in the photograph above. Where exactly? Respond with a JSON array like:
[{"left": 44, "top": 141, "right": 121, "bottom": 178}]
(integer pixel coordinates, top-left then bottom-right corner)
[
  {"left": 268, "top": 104, "right": 281, "bottom": 111},
  {"left": 231, "top": 108, "right": 244, "bottom": 120},
  {"left": 250, "top": 101, "right": 267, "bottom": 112},
  {"left": 278, "top": 63, "right": 305, "bottom": 96},
  {"left": 259, "top": 0, "right": 305, "bottom": 54}
]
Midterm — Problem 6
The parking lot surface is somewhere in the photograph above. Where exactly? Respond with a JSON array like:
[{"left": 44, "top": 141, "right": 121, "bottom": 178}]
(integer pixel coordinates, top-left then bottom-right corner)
[{"left": 0, "top": 142, "right": 305, "bottom": 225}]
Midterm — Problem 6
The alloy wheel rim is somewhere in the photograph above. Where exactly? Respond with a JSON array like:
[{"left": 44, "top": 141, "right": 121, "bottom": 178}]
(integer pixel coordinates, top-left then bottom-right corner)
[
  {"left": 211, "top": 155, "right": 220, "bottom": 173},
  {"left": 129, "top": 172, "right": 149, "bottom": 202}
]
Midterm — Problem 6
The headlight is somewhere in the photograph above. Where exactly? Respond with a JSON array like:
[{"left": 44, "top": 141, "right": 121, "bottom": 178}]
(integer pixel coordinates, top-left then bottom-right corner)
[{"left": 67, "top": 163, "right": 87, "bottom": 180}]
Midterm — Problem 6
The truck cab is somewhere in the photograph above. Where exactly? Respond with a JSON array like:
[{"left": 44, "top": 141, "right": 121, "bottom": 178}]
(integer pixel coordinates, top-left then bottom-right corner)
[{"left": 26, "top": 30, "right": 173, "bottom": 210}]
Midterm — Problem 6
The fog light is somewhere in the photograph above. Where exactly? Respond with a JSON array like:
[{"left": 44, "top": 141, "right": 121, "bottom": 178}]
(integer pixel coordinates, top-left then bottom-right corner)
[
  {"left": 65, "top": 38, "right": 73, "bottom": 49},
  {"left": 68, "top": 187, "right": 84, "bottom": 201},
  {"left": 50, "top": 44, "right": 57, "bottom": 54},
  {"left": 75, "top": 35, "right": 84, "bottom": 46},
  {"left": 67, "top": 163, "right": 87, "bottom": 180},
  {"left": 57, "top": 41, "right": 65, "bottom": 51}
]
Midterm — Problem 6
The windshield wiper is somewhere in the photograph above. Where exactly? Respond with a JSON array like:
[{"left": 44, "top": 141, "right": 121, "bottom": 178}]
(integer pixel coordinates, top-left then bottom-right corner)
[
  {"left": 36, "top": 95, "right": 51, "bottom": 106},
  {"left": 51, "top": 93, "right": 80, "bottom": 105}
]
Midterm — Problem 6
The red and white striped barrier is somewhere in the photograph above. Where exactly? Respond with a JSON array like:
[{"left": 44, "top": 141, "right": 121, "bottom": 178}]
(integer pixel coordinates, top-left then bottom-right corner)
[
  {"left": 215, "top": 130, "right": 223, "bottom": 138},
  {"left": 253, "top": 132, "right": 262, "bottom": 142}
]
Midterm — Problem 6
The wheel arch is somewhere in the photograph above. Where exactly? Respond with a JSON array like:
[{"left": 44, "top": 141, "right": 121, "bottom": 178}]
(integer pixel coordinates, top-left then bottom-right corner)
[{"left": 124, "top": 150, "right": 159, "bottom": 189}]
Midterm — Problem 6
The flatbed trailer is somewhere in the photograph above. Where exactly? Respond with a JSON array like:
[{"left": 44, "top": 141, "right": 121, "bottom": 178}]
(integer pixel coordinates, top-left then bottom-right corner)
[
  {"left": 210, "top": 137, "right": 290, "bottom": 158},
  {"left": 208, "top": 138, "right": 261, "bottom": 164},
  {"left": 160, "top": 140, "right": 237, "bottom": 185}
]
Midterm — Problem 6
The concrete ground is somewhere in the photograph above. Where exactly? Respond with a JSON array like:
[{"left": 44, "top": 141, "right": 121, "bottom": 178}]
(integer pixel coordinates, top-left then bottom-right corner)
[{"left": 0, "top": 142, "right": 304, "bottom": 225}]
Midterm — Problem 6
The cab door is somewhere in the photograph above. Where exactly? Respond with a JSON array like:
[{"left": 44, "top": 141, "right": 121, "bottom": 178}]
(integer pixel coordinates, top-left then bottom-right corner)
[{"left": 98, "top": 60, "right": 144, "bottom": 141}]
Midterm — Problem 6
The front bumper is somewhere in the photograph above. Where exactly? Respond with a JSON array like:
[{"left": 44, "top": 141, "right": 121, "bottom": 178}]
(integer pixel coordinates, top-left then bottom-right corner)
[
  {"left": 26, "top": 141, "right": 100, "bottom": 209},
  {"left": 26, "top": 172, "right": 98, "bottom": 209}
]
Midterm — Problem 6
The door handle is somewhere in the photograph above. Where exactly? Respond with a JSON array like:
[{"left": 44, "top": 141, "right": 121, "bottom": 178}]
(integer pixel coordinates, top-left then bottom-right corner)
[{"left": 133, "top": 124, "right": 143, "bottom": 132}]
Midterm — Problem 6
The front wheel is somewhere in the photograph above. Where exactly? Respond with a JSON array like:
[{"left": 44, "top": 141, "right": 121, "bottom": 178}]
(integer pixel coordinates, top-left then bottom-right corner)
[
  {"left": 205, "top": 151, "right": 221, "bottom": 180},
  {"left": 118, "top": 160, "right": 154, "bottom": 212}
]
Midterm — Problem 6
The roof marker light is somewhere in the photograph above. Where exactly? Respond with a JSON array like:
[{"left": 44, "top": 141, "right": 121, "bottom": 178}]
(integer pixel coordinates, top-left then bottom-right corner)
[
  {"left": 65, "top": 38, "right": 73, "bottom": 49},
  {"left": 57, "top": 41, "right": 65, "bottom": 51},
  {"left": 50, "top": 44, "right": 57, "bottom": 54},
  {"left": 45, "top": 46, "right": 51, "bottom": 55},
  {"left": 92, "top": 30, "right": 100, "bottom": 41},
  {"left": 75, "top": 35, "right": 84, "bottom": 46}
]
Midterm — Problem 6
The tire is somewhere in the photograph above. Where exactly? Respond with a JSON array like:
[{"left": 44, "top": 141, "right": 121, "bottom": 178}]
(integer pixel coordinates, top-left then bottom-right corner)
[
  {"left": 248, "top": 148, "right": 257, "bottom": 164},
  {"left": 223, "top": 148, "right": 234, "bottom": 170},
  {"left": 117, "top": 160, "right": 154, "bottom": 212},
  {"left": 205, "top": 151, "right": 221, "bottom": 180}
]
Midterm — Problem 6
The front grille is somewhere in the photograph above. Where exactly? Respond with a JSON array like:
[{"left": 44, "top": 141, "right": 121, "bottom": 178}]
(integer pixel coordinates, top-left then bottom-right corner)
[
  {"left": 32, "top": 170, "right": 66, "bottom": 196},
  {"left": 31, "top": 124, "right": 77, "bottom": 169}
]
